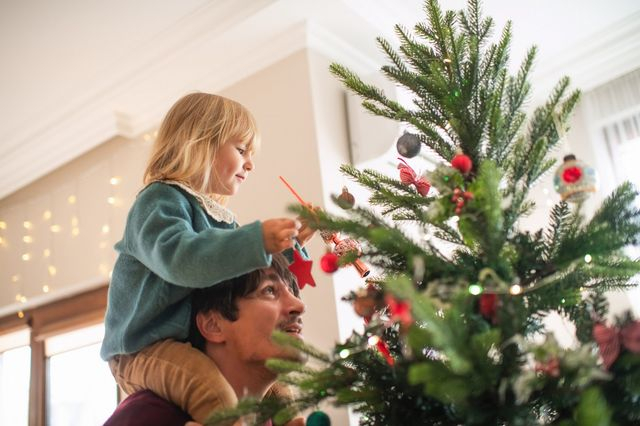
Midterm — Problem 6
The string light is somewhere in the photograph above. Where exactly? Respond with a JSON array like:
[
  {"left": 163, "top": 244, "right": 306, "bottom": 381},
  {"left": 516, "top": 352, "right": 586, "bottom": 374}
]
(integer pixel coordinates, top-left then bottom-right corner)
[
  {"left": 102, "top": 225, "right": 110, "bottom": 234},
  {"left": 48, "top": 266, "right": 57, "bottom": 276},
  {"left": 42, "top": 285, "right": 50, "bottom": 293},
  {"left": 21, "top": 253, "right": 31, "bottom": 261},
  {"left": 339, "top": 349, "right": 351, "bottom": 359},
  {"left": 50, "top": 225, "right": 61, "bottom": 233},
  {"left": 23, "top": 221, "right": 33, "bottom": 230},
  {"left": 71, "top": 228, "right": 80, "bottom": 237},
  {"left": 509, "top": 284, "right": 522, "bottom": 295},
  {"left": 67, "top": 195, "right": 76, "bottom": 204},
  {"left": 22, "top": 236, "right": 33, "bottom": 243},
  {"left": 468, "top": 284, "right": 483, "bottom": 295},
  {"left": 11, "top": 275, "right": 20, "bottom": 283},
  {"left": 43, "top": 210, "right": 52, "bottom": 220},
  {"left": 0, "top": 221, "right": 6, "bottom": 229},
  {"left": 584, "top": 254, "right": 592, "bottom": 263},
  {"left": 107, "top": 197, "right": 116, "bottom": 205},
  {"left": 110, "top": 177, "right": 121, "bottom": 185},
  {"left": 17, "top": 311, "right": 24, "bottom": 319},
  {"left": 43, "top": 249, "right": 50, "bottom": 258},
  {"left": 368, "top": 335, "right": 381, "bottom": 346}
]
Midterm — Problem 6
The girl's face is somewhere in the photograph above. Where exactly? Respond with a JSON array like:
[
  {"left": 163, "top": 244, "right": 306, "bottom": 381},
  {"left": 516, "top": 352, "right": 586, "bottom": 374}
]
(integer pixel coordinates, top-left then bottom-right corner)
[{"left": 210, "top": 139, "right": 254, "bottom": 195}]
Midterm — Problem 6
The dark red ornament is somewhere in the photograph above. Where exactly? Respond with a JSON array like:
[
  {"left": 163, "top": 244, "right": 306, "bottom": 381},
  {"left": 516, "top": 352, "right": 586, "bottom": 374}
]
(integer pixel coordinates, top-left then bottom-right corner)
[
  {"left": 478, "top": 293, "right": 498, "bottom": 322},
  {"left": 451, "top": 153, "right": 473, "bottom": 174},
  {"left": 562, "top": 166, "right": 582, "bottom": 183},
  {"left": 320, "top": 252, "right": 339, "bottom": 273},
  {"left": 288, "top": 250, "right": 316, "bottom": 289}
]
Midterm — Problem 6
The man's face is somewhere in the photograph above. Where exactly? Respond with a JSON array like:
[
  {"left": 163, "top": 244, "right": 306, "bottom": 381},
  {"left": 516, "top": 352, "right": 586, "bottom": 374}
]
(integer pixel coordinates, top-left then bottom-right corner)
[{"left": 219, "top": 269, "right": 305, "bottom": 364}]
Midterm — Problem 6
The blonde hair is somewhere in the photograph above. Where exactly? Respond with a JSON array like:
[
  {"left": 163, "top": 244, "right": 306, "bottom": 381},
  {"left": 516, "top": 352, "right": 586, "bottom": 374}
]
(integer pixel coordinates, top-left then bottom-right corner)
[{"left": 143, "top": 92, "right": 260, "bottom": 197}]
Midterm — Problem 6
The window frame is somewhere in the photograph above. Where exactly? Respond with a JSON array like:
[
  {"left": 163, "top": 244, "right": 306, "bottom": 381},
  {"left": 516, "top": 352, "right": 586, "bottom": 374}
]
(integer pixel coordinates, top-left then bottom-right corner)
[{"left": 0, "top": 285, "right": 108, "bottom": 426}]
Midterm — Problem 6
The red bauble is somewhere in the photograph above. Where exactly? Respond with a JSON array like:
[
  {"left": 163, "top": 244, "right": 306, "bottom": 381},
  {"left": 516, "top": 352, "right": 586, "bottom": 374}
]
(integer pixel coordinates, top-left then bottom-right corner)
[
  {"left": 562, "top": 166, "right": 582, "bottom": 183},
  {"left": 320, "top": 252, "right": 339, "bottom": 273},
  {"left": 478, "top": 293, "right": 498, "bottom": 321},
  {"left": 451, "top": 153, "right": 473, "bottom": 174}
]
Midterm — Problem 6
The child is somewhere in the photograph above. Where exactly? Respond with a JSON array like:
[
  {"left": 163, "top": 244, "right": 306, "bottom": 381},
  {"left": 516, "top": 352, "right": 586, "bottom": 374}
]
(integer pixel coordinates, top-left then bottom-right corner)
[{"left": 100, "top": 92, "right": 314, "bottom": 423}]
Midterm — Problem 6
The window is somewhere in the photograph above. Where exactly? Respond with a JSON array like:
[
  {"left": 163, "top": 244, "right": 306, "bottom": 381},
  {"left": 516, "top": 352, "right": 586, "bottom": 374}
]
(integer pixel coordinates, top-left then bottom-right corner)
[
  {"left": 0, "top": 286, "right": 112, "bottom": 426},
  {"left": 0, "top": 329, "right": 31, "bottom": 426},
  {"left": 46, "top": 324, "right": 117, "bottom": 426}
]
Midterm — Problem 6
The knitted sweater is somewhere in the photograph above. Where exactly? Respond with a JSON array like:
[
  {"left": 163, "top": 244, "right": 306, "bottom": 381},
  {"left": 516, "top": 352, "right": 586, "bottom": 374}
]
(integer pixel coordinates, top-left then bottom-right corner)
[{"left": 100, "top": 182, "right": 272, "bottom": 360}]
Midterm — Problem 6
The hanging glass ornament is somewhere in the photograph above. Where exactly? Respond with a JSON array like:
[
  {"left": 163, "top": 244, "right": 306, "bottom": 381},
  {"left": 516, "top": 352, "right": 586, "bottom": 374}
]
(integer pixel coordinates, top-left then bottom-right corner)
[
  {"left": 306, "top": 410, "right": 331, "bottom": 426},
  {"left": 396, "top": 132, "right": 421, "bottom": 158},
  {"left": 336, "top": 186, "right": 355, "bottom": 209},
  {"left": 553, "top": 154, "right": 597, "bottom": 202}
]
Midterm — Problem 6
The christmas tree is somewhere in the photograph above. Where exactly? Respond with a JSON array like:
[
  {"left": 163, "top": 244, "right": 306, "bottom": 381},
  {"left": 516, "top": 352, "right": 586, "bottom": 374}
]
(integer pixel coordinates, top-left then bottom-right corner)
[{"left": 207, "top": 0, "right": 640, "bottom": 424}]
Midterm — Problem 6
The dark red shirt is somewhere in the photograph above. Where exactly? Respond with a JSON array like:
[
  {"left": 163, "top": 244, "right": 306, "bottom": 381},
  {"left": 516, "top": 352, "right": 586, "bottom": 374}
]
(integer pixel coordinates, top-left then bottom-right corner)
[{"left": 103, "top": 390, "right": 191, "bottom": 426}]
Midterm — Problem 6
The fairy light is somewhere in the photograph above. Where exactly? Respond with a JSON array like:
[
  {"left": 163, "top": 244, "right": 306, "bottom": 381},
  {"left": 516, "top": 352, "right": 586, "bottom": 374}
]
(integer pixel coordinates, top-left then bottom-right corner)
[
  {"left": 23, "top": 221, "right": 33, "bottom": 230},
  {"left": 443, "top": 58, "right": 452, "bottom": 64},
  {"left": 110, "top": 176, "right": 121, "bottom": 185},
  {"left": 43, "top": 210, "right": 52, "bottom": 220},
  {"left": 71, "top": 228, "right": 80, "bottom": 237},
  {"left": 17, "top": 311, "right": 24, "bottom": 319},
  {"left": 11, "top": 275, "right": 19, "bottom": 283},
  {"left": 339, "top": 349, "right": 351, "bottom": 359},
  {"left": 102, "top": 225, "right": 110, "bottom": 234},
  {"left": 0, "top": 236, "right": 5, "bottom": 246},
  {"left": 48, "top": 266, "right": 57, "bottom": 276},
  {"left": 20, "top": 296, "right": 27, "bottom": 304},
  {"left": 43, "top": 249, "right": 50, "bottom": 258},
  {"left": 0, "top": 221, "right": 6, "bottom": 229},
  {"left": 42, "top": 285, "right": 50, "bottom": 293},
  {"left": 67, "top": 195, "right": 76, "bottom": 204},
  {"left": 50, "top": 225, "right": 61, "bottom": 233},
  {"left": 22, "top": 236, "right": 33, "bottom": 243},
  {"left": 468, "top": 284, "right": 483, "bottom": 295},
  {"left": 21, "top": 253, "right": 31, "bottom": 261},
  {"left": 584, "top": 254, "right": 592, "bottom": 263},
  {"left": 368, "top": 335, "right": 381, "bottom": 346},
  {"left": 509, "top": 284, "right": 522, "bottom": 295},
  {"left": 107, "top": 197, "right": 116, "bottom": 205},
  {"left": 99, "top": 241, "right": 107, "bottom": 249}
]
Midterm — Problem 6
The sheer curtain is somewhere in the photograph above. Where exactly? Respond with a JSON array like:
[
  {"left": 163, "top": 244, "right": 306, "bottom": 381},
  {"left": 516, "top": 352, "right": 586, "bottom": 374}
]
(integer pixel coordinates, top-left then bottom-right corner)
[{"left": 577, "top": 67, "right": 640, "bottom": 316}]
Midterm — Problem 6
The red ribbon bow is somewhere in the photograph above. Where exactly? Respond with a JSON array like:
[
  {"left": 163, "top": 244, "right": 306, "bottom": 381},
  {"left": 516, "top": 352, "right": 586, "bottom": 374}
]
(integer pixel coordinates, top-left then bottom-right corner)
[
  {"left": 397, "top": 158, "right": 430, "bottom": 196},
  {"left": 593, "top": 321, "right": 640, "bottom": 369}
]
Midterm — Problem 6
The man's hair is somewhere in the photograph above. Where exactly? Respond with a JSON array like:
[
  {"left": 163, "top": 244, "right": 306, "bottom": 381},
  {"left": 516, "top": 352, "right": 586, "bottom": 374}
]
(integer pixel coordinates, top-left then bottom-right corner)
[
  {"left": 188, "top": 253, "right": 299, "bottom": 351},
  {"left": 143, "top": 92, "right": 260, "bottom": 200}
]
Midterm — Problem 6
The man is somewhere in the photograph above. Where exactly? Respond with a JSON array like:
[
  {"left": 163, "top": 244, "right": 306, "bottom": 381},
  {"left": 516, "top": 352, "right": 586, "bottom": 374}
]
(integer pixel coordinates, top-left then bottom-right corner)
[{"left": 104, "top": 253, "right": 306, "bottom": 426}]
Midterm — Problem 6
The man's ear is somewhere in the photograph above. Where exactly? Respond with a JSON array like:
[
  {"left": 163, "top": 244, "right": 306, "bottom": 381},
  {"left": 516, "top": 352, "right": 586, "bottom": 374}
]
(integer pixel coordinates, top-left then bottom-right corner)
[{"left": 196, "top": 311, "right": 226, "bottom": 344}]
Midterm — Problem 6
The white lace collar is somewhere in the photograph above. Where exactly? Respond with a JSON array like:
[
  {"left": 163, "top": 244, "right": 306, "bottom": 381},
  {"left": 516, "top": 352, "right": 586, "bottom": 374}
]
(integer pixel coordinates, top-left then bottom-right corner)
[{"left": 150, "top": 180, "right": 235, "bottom": 224}]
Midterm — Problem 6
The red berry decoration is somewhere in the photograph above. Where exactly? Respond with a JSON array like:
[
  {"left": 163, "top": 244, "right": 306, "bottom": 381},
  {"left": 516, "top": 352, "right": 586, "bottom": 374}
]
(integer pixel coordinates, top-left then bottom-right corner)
[
  {"left": 562, "top": 166, "right": 582, "bottom": 183},
  {"left": 320, "top": 252, "right": 339, "bottom": 273},
  {"left": 451, "top": 153, "right": 473, "bottom": 174}
]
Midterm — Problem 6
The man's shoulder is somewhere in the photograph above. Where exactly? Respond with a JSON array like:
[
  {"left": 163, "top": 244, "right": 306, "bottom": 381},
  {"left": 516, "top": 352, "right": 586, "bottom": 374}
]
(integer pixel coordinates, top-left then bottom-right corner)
[{"left": 103, "top": 390, "right": 191, "bottom": 426}]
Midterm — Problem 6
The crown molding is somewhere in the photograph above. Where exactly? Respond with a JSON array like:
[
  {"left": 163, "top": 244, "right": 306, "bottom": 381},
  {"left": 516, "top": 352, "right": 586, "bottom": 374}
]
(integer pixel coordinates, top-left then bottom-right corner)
[
  {"left": 530, "top": 11, "right": 640, "bottom": 104},
  {"left": 0, "top": 0, "right": 278, "bottom": 200}
]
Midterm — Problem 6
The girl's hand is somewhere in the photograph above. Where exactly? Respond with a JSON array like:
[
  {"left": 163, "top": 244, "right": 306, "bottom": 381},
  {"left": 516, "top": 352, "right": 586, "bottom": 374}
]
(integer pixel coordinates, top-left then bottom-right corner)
[
  {"left": 296, "top": 204, "right": 319, "bottom": 247},
  {"left": 262, "top": 218, "right": 301, "bottom": 254}
]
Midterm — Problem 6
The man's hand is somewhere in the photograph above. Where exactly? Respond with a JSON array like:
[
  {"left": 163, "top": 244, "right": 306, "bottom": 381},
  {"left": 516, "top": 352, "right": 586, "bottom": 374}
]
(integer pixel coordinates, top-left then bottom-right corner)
[{"left": 262, "top": 218, "right": 301, "bottom": 254}]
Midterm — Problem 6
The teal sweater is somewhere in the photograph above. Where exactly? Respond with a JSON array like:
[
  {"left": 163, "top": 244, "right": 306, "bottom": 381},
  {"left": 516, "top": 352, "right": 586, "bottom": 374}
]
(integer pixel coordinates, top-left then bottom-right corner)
[{"left": 100, "top": 182, "right": 273, "bottom": 360}]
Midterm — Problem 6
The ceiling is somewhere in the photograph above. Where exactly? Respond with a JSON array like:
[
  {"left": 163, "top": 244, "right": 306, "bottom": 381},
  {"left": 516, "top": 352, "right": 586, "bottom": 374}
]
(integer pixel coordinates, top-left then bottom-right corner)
[{"left": 1, "top": 0, "right": 639, "bottom": 200}]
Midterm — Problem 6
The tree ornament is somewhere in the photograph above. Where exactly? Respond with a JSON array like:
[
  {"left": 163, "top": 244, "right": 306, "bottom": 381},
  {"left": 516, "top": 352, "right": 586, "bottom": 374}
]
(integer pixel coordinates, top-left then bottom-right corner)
[
  {"left": 306, "top": 410, "right": 331, "bottom": 426},
  {"left": 336, "top": 186, "right": 355, "bottom": 209},
  {"left": 397, "top": 158, "right": 431, "bottom": 196},
  {"left": 553, "top": 154, "right": 597, "bottom": 202},
  {"left": 334, "top": 238, "right": 362, "bottom": 259},
  {"left": 451, "top": 152, "right": 473, "bottom": 174},
  {"left": 450, "top": 187, "right": 474, "bottom": 214},
  {"left": 396, "top": 132, "right": 421, "bottom": 158},
  {"left": 385, "top": 294, "right": 413, "bottom": 329},
  {"left": 353, "top": 286, "right": 384, "bottom": 318},
  {"left": 321, "top": 231, "right": 370, "bottom": 277},
  {"left": 478, "top": 293, "right": 499, "bottom": 322},
  {"left": 320, "top": 252, "right": 339, "bottom": 273},
  {"left": 288, "top": 250, "right": 316, "bottom": 290}
]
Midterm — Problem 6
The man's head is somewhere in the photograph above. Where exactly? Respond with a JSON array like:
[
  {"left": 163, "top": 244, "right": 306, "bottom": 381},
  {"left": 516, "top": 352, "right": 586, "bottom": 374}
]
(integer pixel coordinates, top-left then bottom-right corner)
[{"left": 190, "top": 253, "right": 305, "bottom": 364}]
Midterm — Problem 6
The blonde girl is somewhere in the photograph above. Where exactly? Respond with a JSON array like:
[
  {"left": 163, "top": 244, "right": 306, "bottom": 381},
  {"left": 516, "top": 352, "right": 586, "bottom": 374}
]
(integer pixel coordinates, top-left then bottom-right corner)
[{"left": 101, "top": 93, "right": 313, "bottom": 423}]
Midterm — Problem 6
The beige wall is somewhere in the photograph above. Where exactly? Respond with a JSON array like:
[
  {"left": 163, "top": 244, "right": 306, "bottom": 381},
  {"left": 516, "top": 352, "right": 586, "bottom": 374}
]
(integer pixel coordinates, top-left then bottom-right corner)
[{"left": 0, "top": 48, "right": 352, "bottom": 424}]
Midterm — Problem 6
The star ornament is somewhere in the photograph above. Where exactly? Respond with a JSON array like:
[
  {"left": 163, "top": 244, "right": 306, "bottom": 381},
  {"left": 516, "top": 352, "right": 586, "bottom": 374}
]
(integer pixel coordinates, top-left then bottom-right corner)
[{"left": 288, "top": 250, "right": 316, "bottom": 290}]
